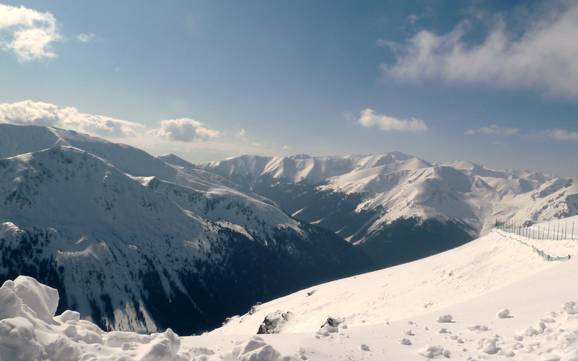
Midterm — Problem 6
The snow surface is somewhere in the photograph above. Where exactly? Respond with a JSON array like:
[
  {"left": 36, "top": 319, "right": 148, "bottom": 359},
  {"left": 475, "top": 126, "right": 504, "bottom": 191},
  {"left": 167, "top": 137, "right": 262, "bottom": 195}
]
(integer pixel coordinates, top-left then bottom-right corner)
[{"left": 4, "top": 217, "right": 578, "bottom": 360}]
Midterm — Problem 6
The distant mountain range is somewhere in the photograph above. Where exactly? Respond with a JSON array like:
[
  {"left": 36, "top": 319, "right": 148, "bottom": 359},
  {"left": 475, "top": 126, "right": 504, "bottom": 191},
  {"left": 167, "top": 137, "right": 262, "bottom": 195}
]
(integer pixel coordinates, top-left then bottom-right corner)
[
  {"left": 193, "top": 153, "right": 578, "bottom": 266},
  {"left": 2, "top": 123, "right": 576, "bottom": 335},
  {"left": 0, "top": 124, "right": 371, "bottom": 334}
]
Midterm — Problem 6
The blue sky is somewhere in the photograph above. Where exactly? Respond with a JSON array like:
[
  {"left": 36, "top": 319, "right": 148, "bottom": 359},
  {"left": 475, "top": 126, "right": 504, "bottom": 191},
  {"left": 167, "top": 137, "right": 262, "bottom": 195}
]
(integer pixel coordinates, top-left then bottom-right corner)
[{"left": 1, "top": 0, "right": 577, "bottom": 176}]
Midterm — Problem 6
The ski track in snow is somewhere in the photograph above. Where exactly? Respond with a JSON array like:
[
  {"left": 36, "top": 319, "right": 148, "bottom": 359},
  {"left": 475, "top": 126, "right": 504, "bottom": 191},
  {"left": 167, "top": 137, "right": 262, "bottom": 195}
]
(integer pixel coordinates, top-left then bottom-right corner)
[{"left": 3, "top": 217, "right": 578, "bottom": 360}]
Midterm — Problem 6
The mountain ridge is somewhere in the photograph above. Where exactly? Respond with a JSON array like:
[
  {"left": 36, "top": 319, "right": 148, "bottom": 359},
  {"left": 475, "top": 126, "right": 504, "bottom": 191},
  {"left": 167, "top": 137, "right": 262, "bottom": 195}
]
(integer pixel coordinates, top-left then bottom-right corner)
[
  {"left": 198, "top": 153, "right": 578, "bottom": 266},
  {"left": 0, "top": 124, "right": 372, "bottom": 334}
]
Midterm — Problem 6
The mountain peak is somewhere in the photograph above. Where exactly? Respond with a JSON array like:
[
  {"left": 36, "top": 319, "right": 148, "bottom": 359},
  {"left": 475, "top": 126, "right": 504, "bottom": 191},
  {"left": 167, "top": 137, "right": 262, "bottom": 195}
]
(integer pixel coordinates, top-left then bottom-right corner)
[{"left": 158, "top": 153, "right": 194, "bottom": 168}]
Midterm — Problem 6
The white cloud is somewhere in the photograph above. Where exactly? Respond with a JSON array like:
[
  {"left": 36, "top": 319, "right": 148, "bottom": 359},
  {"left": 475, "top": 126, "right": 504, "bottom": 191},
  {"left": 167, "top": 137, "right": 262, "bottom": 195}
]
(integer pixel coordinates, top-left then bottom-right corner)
[
  {"left": 151, "top": 118, "right": 221, "bottom": 142},
  {"left": 383, "top": 2, "right": 578, "bottom": 100},
  {"left": 0, "top": 3, "right": 60, "bottom": 61},
  {"left": 358, "top": 108, "right": 428, "bottom": 132},
  {"left": 0, "top": 100, "right": 143, "bottom": 137},
  {"left": 238, "top": 128, "right": 247, "bottom": 138},
  {"left": 0, "top": 101, "right": 225, "bottom": 144},
  {"left": 465, "top": 124, "right": 519, "bottom": 136},
  {"left": 544, "top": 128, "right": 578, "bottom": 142},
  {"left": 76, "top": 33, "right": 95, "bottom": 43}
]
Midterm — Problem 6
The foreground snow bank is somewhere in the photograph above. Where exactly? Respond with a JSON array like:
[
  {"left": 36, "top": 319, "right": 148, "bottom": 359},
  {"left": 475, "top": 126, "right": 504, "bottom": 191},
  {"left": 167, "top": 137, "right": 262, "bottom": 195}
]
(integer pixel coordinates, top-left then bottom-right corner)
[
  {"left": 0, "top": 276, "right": 179, "bottom": 361},
  {"left": 0, "top": 276, "right": 296, "bottom": 361}
]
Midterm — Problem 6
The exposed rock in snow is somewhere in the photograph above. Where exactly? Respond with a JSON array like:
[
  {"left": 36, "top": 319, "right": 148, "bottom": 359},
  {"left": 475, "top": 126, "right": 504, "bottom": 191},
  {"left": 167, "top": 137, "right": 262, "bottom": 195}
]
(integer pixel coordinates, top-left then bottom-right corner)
[
  {"left": 360, "top": 344, "right": 371, "bottom": 351},
  {"left": 401, "top": 338, "right": 413, "bottom": 345},
  {"left": 317, "top": 317, "right": 344, "bottom": 336},
  {"left": 436, "top": 314, "right": 454, "bottom": 323},
  {"left": 257, "top": 311, "right": 293, "bottom": 334}
]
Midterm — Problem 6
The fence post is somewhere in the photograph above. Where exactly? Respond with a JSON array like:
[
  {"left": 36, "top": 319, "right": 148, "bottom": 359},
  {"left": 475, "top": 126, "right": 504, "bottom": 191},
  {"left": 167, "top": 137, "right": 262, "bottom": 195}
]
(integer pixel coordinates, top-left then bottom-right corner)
[
  {"left": 524, "top": 225, "right": 527, "bottom": 238},
  {"left": 557, "top": 223, "right": 560, "bottom": 241},
  {"left": 540, "top": 226, "right": 543, "bottom": 240}
]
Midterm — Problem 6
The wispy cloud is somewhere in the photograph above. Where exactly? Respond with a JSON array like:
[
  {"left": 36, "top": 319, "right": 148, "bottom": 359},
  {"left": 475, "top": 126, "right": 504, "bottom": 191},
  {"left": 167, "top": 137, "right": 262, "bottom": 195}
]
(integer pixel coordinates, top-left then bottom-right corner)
[
  {"left": 358, "top": 108, "right": 428, "bottom": 132},
  {"left": 0, "top": 100, "right": 143, "bottom": 137},
  {"left": 543, "top": 128, "right": 578, "bottom": 142},
  {"left": 465, "top": 124, "right": 519, "bottom": 136},
  {"left": 150, "top": 118, "right": 221, "bottom": 142},
  {"left": 382, "top": 2, "right": 578, "bottom": 100},
  {"left": 465, "top": 123, "right": 578, "bottom": 143},
  {"left": 76, "top": 33, "right": 95, "bottom": 43},
  {"left": 0, "top": 3, "right": 60, "bottom": 62},
  {"left": 234, "top": 128, "right": 262, "bottom": 147}
]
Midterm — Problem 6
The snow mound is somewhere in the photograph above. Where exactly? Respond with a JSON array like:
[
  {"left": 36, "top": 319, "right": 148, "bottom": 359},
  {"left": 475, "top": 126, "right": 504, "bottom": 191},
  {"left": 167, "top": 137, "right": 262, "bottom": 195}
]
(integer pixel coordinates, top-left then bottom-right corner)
[
  {"left": 0, "top": 276, "right": 296, "bottom": 361},
  {"left": 418, "top": 345, "right": 451, "bottom": 358},
  {"left": 0, "top": 276, "right": 185, "bottom": 361},
  {"left": 235, "top": 337, "right": 296, "bottom": 361},
  {"left": 0, "top": 276, "right": 58, "bottom": 323}
]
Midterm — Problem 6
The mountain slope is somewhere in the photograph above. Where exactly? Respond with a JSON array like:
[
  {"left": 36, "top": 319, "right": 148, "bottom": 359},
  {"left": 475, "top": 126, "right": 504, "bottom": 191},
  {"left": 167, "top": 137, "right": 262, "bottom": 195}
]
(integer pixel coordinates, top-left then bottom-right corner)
[
  {"left": 200, "top": 153, "right": 578, "bottom": 266},
  {"left": 0, "top": 124, "right": 372, "bottom": 334},
  {"left": 3, "top": 217, "right": 578, "bottom": 360}
]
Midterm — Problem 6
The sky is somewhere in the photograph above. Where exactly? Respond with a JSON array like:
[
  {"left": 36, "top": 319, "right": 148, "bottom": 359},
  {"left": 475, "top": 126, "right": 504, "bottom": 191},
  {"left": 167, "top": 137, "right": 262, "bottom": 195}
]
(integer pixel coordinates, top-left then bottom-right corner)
[{"left": 0, "top": 0, "right": 577, "bottom": 176}]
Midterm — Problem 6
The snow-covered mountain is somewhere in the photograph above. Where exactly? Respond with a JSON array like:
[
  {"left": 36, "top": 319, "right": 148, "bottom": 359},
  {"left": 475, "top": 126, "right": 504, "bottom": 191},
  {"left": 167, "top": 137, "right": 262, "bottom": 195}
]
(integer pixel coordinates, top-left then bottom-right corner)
[
  {"left": 0, "top": 124, "right": 371, "bottom": 335},
  {"left": 3, "top": 216, "right": 578, "bottom": 360},
  {"left": 199, "top": 153, "right": 578, "bottom": 266}
]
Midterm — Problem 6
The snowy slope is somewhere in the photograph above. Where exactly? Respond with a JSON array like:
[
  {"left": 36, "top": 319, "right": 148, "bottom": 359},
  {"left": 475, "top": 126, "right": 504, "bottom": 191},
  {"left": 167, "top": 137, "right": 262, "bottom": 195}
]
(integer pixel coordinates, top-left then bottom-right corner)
[
  {"left": 3, "top": 217, "right": 578, "bottom": 360},
  {"left": 0, "top": 124, "right": 371, "bottom": 334},
  {"left": 215, "top": 216, "right": 578, "bottom": 336}
]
